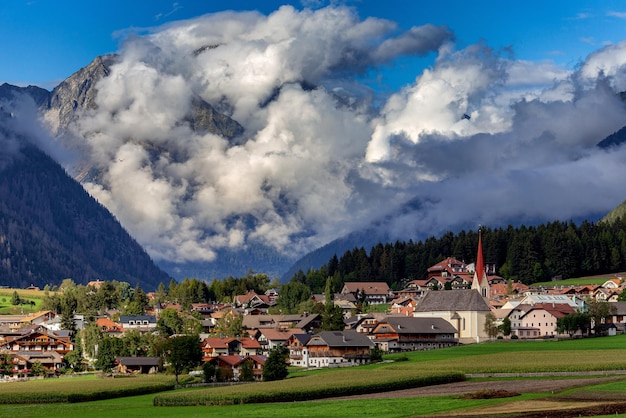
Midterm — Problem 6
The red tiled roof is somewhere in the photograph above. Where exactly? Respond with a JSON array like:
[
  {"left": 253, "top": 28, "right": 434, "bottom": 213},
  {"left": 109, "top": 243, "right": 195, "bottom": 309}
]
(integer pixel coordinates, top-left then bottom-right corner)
[
  {"left": 203, "top": 337, "right": 237, "bottom": 349},
  {"left": 342, "top": 282, "right": 390, "bottom": 295}
]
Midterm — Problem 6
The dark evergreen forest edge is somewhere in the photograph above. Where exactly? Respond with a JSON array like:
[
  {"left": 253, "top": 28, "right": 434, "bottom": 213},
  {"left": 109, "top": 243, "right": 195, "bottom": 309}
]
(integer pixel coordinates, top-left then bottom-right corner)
[
  {"left": 285, "top": 216, "right": 626, "bottom": 294},
  {"left": 47, "top": 214, "right": 626, "bottom": 314}
]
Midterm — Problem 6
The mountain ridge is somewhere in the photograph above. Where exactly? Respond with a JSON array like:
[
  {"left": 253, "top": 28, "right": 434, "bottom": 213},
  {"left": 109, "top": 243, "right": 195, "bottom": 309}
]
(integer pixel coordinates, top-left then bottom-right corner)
[{"left": 0, "top": 137, "right": 171, "bottom": 289}]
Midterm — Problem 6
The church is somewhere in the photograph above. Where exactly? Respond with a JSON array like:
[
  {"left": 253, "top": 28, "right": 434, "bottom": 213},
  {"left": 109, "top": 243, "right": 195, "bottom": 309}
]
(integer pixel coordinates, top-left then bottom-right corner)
[{"left": 412, "top": 230, "right": 492, "bottom": 343}]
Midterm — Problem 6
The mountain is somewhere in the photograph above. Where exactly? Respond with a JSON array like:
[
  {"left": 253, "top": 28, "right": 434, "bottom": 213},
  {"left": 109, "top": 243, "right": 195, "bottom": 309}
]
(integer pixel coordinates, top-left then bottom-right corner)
[
  {"left": 0, "top": 109, "right": 170, "bottom": 289},
  {"left": 2, "top": 58, "right": 290, "bottom": 282},
  {"left": 597, "top": 125, "right": 626, "bottom": 150},
  {"left": 282, "top": 121, "right": 626, "bottom": 282},
  {"left": 601, "top": 199, "right": 626, "bottom": 224},
  {"left": 0, "top": 83, "right": 50, "bottom": 108}
]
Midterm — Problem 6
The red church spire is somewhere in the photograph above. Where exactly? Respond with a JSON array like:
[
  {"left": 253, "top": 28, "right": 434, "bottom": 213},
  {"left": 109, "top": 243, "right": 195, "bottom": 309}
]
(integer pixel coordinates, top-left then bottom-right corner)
[
  {"left": 472, "top": 228, "right": 489, "bottom": 299},
  {"left": 475, "top": 228, "right": 485, "bottom": 285}
]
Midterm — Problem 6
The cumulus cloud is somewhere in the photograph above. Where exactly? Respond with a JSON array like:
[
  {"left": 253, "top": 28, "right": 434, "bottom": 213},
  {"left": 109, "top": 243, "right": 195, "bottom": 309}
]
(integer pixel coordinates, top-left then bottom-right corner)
[{"left": 51, "top": 5, "right": 626, "bottom": 268}]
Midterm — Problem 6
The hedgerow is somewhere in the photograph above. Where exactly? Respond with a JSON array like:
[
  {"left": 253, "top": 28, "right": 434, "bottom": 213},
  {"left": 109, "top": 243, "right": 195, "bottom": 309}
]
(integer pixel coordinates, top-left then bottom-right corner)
[
  {"left": 153, "top": 372, "right": 465, "bottom": 406},
  {"left": 0, "top": 375, "right": 177, "bottom": 404}
]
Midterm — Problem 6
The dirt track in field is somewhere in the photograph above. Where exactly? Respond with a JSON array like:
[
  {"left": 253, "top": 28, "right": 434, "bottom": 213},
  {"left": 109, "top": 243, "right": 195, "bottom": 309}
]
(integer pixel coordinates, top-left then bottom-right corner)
[{"left": 318, "top": 375, "right": 626, "bottom": 417}]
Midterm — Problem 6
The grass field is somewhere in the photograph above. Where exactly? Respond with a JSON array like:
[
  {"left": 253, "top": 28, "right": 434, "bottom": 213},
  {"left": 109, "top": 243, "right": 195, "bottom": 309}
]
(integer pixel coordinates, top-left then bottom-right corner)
[
  {"left": 532, "top": 274, "right": 624, "bottom": 287},
  {"left": 3, "top": 334, "right": 626, "bottom": 416},
  {"left": 0, "top": 288, "right": 47, "bottom": 314}
]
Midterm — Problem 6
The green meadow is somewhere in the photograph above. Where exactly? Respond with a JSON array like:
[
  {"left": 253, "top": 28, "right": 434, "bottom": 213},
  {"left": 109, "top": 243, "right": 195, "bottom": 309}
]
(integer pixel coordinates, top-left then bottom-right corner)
[
  {"left": 0, "top": 288, "right": 47, "bottom": 314},
  {"left": 2, "top": 334, "right": 626, "bottom": 417}
]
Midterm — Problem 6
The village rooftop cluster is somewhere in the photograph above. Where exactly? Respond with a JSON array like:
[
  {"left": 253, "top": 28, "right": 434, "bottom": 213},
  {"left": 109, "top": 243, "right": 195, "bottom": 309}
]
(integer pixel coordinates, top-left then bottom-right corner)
[{"left": 1, "top": 233, "right": 624, "bottom": 381}]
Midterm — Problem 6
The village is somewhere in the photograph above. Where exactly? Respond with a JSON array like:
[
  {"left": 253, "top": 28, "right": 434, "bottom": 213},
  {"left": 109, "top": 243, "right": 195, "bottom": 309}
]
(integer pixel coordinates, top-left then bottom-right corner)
[{"left": 1, "top": 233, "right": 624, "bottom": 382}]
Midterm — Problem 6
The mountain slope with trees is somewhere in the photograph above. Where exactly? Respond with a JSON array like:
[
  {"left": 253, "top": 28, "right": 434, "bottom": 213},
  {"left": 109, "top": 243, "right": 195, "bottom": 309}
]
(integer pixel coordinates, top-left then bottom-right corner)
[{"left": 0, "top": 135, "right": 170, "bottom": 289}]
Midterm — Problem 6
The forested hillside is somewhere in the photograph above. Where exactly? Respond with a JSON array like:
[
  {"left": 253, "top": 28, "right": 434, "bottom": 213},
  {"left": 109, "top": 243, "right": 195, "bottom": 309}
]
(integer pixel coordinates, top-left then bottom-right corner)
[
  {"left": 0, "top": 143, "right": 171, "bottom": 289},
  {"left": 289, "top": 219, "right": 626, "bottom": 292}
]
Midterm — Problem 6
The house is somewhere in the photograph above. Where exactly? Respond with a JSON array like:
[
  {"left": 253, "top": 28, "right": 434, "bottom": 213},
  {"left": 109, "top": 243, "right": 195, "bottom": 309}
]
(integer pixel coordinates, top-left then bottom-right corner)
[
  {"left": 0, "top": 326, "right": 73, "bottom": 354},
  {"left": 427, "top": 257, "right": 469, "bottom": 280},
  {"left": 389, "top": 297, "right": 419, "bottom": 316},
  {"left": 371, "top": 316, "right": 458, "bottom": 352},
  {"left": 240, "top": 337, "right": 263, "bottom": 356},
  {"left": 255, "top": 328, "right": 303, "bottom": 354},
  {"left": 601, "top": 301, "right": 626, "bottom": 333},
  {"left": 508, "top": 303, "right": 575, "bottom": 338},
  {"left": 202, "top": 337, "right": 241, "bottom": 359},
  {"left": 119, "top": 315, "right": 156, "bottom": 332},
  {"left": 208, "top": 355, "right": 266, "bottom": 381},
  {"left": 87, "top": 279, "right": 105, "bottom": 289},
  {"left": 11, "top": 351, "right": 64, "bottom": 376},
  {"left": 114, "top": 356, "right": 160, "bottom": 374},
  {"left": 395, "top": 281, "right": 426, "bottom": 298},
  {"left": 96, "top": 317, "right": 124, "bottom": 337},
  {"left": 334, "top": 299, "right": 357, "bottom": 318},
  {"left": 287, "top": 334, "right": 312, "bottom": 367},
  {"left": 277, "top": 313, "right": 321, "bottom": 332},
  {"left": 242, "top": 314, "right": 278, "bottom": 330},
  {"left": 0, "top": 315, "right": 27, "bottom": 329},
  {"left": 233, "top": 291, "right": 272, "bottom": 309},
  {"left": 412, "top": 290, "right": 491, "bottom": 343},
  {"left": 304, "top": 330, "right": 375, "bottom": 368},
  {"left": 347, "top": 312, "right": 389, "bottom": 335},
  {"left": 340, "top": 282, "right": 392, "bottom": 305},
  {"left": 601, "top": 278, "right": 622, "bottom": 289},
  {"left": 190, "top": 303, "right": 215, "bottom": 318},
  {"left": 592, "top": 287, "right": 620, "bottom": 303},
  {"left": 19, "top": 311, "right": 56, "bottom": 327},
  {"left": 515, "top": 294, "right": 585, "bottom": 310},
  {"left": 242, "top": 313, "right": 321, "bottom": 334}
]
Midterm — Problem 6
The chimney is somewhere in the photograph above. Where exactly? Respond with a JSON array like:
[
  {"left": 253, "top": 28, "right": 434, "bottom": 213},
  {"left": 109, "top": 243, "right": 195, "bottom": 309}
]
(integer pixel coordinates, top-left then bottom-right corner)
[{"left": 431, "top": 324, "right": 435, "bottom": 330}]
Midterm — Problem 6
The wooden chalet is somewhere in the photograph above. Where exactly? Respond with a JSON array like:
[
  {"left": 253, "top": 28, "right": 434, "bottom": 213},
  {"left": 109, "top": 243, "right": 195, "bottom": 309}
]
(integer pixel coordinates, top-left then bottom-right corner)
[
  {"left": 0, "top": 325, "right": 73, "bottom": 354},
  {"left": 304, "top": 330, "right": 375, "bottom": 368},
  {"left": 371, "top": 316, "right": 458, "bottom": 352}
]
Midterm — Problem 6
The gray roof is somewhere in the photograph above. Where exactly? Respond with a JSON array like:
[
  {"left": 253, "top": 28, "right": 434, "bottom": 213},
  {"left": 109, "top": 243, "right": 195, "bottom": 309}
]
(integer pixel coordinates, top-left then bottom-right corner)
[
  {"left": 308, "top": 330, "right": 375, "bottom": 348},
  {"left": 115, "top": 357, "right": 161, "bottom": 366},
  {"left": 374, "top": 317, "right": 457, "bottom": 334},
  {"left": 611, "top": 301, "right": 626, "bottom": 315},
  {"left": 414, "top": 289, "right": 490, "bottom": 312}
]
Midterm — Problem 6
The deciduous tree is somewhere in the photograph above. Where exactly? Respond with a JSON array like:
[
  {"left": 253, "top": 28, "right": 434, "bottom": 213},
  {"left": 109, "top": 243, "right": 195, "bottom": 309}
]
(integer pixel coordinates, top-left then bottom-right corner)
[
  {"left": 161, "top": 335, "right": 202, "bottom": 385},
  {"left": 262, "top": 346, "right": 288, "bottom": 382}
]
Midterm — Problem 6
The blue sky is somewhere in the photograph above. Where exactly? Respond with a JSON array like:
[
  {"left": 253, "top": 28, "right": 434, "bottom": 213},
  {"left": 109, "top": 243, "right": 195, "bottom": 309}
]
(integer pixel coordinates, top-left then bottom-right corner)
[{"left": 2, "top": 1, "right": 626, "bottom": 89}]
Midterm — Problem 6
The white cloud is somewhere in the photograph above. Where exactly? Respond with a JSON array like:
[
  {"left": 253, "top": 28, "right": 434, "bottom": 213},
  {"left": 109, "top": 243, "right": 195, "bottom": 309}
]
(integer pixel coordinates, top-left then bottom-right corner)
[{"left": 46, "top": 5, "right": 626, "bottom": 269}]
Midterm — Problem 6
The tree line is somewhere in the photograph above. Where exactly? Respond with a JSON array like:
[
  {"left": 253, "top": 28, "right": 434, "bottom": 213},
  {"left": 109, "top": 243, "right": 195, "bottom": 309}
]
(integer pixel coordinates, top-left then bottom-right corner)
[{"left": 287, "top": 218, "right": 626, "bottom": 292}]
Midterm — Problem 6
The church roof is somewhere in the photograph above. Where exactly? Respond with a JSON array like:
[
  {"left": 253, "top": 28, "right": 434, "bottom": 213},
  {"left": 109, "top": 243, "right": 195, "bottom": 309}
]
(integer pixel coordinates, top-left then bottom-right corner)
[{"left": 414, "top": 289, "right": 491, "bottom": 312}]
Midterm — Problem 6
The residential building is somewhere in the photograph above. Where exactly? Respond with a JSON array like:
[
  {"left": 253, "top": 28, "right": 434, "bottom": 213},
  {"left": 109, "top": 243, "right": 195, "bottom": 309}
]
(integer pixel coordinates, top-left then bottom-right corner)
[
  {"left": 119, "top": 315, "right": 156, "bottom": 332},
  {"left": 340, "top": 282, "right": 392, "bottom": 304},
  {"left": 508, "top": 303, "right": 575, "bottom": 338},
  {"left": 304, "top": 330, "right": 375, "bottom": 368},
  {"left": 371, "top": 316, "right": 458, "bottom": 352}
]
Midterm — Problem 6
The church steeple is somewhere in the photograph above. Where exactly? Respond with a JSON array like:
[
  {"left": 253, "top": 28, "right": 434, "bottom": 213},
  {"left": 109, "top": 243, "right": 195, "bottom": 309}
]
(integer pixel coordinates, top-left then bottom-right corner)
[{"left": 471, "top": 228, "right": 490, "bottom": 300}]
